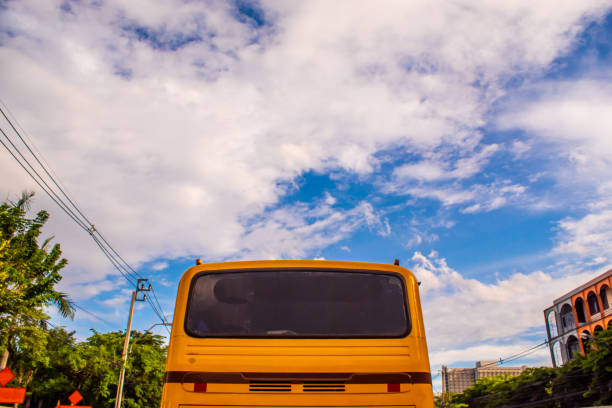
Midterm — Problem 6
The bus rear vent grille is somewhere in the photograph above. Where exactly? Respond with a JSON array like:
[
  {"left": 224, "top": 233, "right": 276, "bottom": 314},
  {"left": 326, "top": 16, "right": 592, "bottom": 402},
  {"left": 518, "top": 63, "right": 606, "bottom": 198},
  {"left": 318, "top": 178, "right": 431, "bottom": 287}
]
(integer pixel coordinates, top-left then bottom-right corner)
[
  {"left": 303, "top": 381, "right": 346, "bottom": 392},
  {"left": 249, "top": 381, "right": 291, "bottom": 392}
]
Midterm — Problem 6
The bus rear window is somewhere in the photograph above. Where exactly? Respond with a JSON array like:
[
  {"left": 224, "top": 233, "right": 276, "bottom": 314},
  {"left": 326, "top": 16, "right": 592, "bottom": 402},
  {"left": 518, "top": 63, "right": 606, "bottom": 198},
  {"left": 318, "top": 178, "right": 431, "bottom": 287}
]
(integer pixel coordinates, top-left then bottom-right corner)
[{"left": 185, "top": 270, "right": 409, "bottom": 338}]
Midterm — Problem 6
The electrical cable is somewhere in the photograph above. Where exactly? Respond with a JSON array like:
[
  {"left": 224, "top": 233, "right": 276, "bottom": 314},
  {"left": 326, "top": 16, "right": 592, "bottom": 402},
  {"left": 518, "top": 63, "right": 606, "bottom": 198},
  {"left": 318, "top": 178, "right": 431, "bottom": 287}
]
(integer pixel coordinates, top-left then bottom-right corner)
[
  {"left": 0, "top": 104, "right": 171, "bottom": 331},
  {"left": 438, "top": 339, "right": 552, "bottom": 395},
  {"left": 91, "top": 229, "right": 171, "bottom": 332},
  {"left": 1, "top": 118, "right": 140, "bottom": 285},
  {"left": 0, "top": 104, "right": 95, "bottom": 228},
  {"left": 73, "top": 304, "right": 117, "bottom": 327},
  {"left": 496, "top": 341, "right": 549, "bottom": 366},
  {"left": 89, "top": 233, "right": 137, "bottom": 286},
  {"left": 149, "top": 285, "right": 170, "bottom": 326},
  {"left": 1, "top": 133, "right": 145, "bottom": 287},
  {"left": 0, "top": 128, "right": 90, "bottom": 232},
  {"left": 94, "top": 232, "right": 144, "bottom": 280},
  {"left": 0, "top": 107, "right": 142, "bottom": 284},
  {"left": 473, "top": 339, "right": 550, "bottom": 370}
]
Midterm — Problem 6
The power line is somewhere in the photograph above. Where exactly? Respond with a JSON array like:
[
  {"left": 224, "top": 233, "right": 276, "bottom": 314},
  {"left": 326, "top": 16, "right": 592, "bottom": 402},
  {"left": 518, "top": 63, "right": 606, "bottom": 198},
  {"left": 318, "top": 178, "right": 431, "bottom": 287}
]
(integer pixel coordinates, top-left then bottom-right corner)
[
  {"left": 149, "top": 285, "right": 170, "bottom": 327},
  {"left": 500, "top": 342, "right": 549, "bottom": 365},
  {"left": 0, "top": 102, "right": 171, "bottom": 334},
  {"left": 74, "top": 304, "right": 117, "bottom": 327},
  {"left": 0, "top": 106, "right": 143, "bottom": 284},
  {"left": 0, "top": 102, "right": 95, "bottom": 228},
  {"left": 0, "top": 124, "right": 140, "bottom": 286},
  {"left": 438, "top": 339, "right": 550, "bottom": 379},
  {"left": 437, "top": 339, "right": 551, "bottom": 394},
  {"left": 89, "top": 234, "right": 138, "bottom": 286},
  {"left": 0, "top": 128, "right": 90, "bottom": 232},
  {"left": 474, "top": 339, "right": 550, "bottom": 370},
  {"left": 0, "top": 125, "right": 141, "bottom": 309}
]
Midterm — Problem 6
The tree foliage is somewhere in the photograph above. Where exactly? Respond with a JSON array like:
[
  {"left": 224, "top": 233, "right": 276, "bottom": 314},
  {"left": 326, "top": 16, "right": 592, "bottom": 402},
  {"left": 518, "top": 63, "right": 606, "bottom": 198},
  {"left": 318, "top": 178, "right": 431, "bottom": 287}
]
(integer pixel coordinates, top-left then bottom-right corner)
[
  {"left": 0, "top": 193, "right": 167, "bottom": 407},
  {"left": 0, "top": 192, "right": 74, "bottom": 321},
  {"left": 27, "top": 327, "right": 83, "bottom": 405},
  {"left": 0, "top": 192, "right": 74, "bottom": 391},
  {"left": 75, "top": 330, "right": 167, "bottom": 408},
  {"left": 441, "top": 327, "right": 612, "bottom": 408},
  {"left": 28, "top": 329, "right": 167, "bottom": 408}
]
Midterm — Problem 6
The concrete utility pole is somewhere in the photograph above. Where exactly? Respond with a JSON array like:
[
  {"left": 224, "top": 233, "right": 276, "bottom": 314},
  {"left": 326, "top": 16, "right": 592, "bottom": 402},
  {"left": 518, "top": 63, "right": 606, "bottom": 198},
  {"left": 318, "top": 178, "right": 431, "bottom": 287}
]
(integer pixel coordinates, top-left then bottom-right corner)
[{"left": 114, "top": 279, "right": 150, "bottom": 408}]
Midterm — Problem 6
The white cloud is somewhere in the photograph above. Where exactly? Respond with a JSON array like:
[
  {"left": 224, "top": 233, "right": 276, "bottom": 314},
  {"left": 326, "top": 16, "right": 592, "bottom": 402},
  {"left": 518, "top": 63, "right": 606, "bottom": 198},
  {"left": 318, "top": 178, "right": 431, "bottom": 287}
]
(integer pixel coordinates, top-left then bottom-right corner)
[
  {"left": 60, "top": 278, "right": 125, "bottom": 302},
  {"left": 323, "top": 192, "right": 337, "bottom": 206},
  {"left": 157, "top": 277, "right": 173, "bottom": 287},
  {"left": 101, "top": 290, "right": 132, "bottom": 307},
  {"left": 392, "top": 144, "right": 499, "bottom": 183},
  {"left": 497, "top": 79, "right": 612, "bottom": 263},
  {"left": 406, "top": 234, "right": 423, "bottom": 248},
  {"left": 0, "top": 0, "right": 610, "bottom": 291},
  {"left": 151, "top": 261, "right": 169, "bottom": 271},
  {"left": 510, "top": 140, "right": 531, "bottom": 159},
  {"left": 403, "top": 186, "right": 476, "bottom": 206},
  {"left": 394, "top": 161, "right": 448, "bottom": 182},
  {"left": 588, "top": 256, "right": 607, "bottom": 266},
  {"left": 554, "top": 209, "right": 612, "bottom": 262},
  {"left": 411, "top": 251, "right": 599, "bottom": 364},
  {"left": 238, "top": 200, "right": 387, "bottom": 259},
  {"left": 497, "top": 80, "right": 612, "bottom": 180},
  {"left": 400, "top": 181, "right": 527, "bottom": 213},
  {"left": 405, "top": 231, "right": 439, "bottom": 249}
]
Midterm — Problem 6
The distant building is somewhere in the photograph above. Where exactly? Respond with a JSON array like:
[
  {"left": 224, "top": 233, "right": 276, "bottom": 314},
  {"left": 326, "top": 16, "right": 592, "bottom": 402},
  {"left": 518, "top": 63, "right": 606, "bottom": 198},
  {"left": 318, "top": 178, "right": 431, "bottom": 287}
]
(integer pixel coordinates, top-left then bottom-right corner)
[
  {"left": 441, "top": 366, "right": 474, "bottom": 394},
  {"left": 441, "top": 361, "right": 527, "bottom": 394},
  {"left": 543, "top": 269, "right": 612, "bottom": 367}
]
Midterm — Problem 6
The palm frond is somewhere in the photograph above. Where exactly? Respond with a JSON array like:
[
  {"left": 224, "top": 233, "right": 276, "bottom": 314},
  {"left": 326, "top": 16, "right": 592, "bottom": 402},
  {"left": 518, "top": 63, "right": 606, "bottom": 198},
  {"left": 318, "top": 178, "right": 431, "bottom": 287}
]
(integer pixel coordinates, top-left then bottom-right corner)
[{"left": 53, "top": 292, "right": 76, "bottom": 319}]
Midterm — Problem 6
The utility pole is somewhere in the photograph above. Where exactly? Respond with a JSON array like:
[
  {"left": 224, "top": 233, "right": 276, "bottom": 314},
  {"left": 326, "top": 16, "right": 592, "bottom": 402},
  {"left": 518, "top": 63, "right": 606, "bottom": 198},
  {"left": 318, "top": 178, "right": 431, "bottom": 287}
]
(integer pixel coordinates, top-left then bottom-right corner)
[{"left": 114, "top": 279, "right": 150, "bottom": 408}]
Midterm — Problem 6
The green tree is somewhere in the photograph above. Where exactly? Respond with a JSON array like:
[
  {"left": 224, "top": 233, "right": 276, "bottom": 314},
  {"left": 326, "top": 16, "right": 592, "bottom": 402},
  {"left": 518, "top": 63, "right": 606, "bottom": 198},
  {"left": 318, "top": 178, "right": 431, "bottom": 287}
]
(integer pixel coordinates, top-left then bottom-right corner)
[
  {"left": 446, "top": 326, "right": 612, "bottom": 407},
  {"left": 23, "top": 328, "right": 167, "bottom": 407},
  {"left": 0, "top": 192, "right": 74, "bottom": 383},
  {"left": 550, "top": 327, "right": 612, "bottom": 407},
  {"left": 27, "top": 327, "right": 82, "bottom": 407},
  {"left": 26, "top": 328, "right": 167, "bottom": 407},
  {"left": 118, "top": 331, "right": 166, "bottom": 408},
  {"left": 73, "top": 330, "right": 167, "bottom": 408}
]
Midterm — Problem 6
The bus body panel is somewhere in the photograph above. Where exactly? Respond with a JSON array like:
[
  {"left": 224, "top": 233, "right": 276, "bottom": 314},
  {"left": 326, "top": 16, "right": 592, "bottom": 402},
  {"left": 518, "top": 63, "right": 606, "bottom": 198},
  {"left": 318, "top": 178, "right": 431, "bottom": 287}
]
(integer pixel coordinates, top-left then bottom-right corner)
[
  {"left": 162, "top": 382, "right": 432, "bottom": 407},
  {"left": 161, "top": 260, "right": 433, "bottom": 407}
]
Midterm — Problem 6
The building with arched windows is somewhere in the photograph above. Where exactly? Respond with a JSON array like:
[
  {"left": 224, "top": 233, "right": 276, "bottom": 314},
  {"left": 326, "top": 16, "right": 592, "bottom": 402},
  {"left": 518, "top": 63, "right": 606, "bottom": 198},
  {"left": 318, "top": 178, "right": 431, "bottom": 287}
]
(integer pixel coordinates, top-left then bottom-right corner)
[{"left": 543, "top": 269, "right": 612, "bottom": 366}]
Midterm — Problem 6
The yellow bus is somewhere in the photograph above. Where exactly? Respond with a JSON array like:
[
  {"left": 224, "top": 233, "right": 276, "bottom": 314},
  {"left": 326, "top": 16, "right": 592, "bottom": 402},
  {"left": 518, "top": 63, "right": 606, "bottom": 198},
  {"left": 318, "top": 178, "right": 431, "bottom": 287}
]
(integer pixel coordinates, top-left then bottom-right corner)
[{"left": 161, "top": 260, "right": 433, "bottom": 407}]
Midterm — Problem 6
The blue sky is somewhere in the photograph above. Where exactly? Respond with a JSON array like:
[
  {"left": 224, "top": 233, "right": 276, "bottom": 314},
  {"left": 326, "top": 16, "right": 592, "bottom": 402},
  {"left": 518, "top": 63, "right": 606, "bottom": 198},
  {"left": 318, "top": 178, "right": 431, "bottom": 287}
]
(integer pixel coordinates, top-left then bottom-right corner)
[{"left": 2, "top": 0, "right": 612, "bottom": 392}]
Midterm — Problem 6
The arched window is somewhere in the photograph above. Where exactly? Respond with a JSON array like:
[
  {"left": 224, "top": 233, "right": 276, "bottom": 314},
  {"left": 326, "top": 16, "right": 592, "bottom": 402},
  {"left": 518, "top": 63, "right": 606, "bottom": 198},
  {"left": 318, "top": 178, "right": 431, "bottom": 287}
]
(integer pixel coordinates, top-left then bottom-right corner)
[
  {"left": 581, "top": 330, "right": 592, "bottom": 351},
  {"left": 567, "top": 335, "right": 580, "bottom": 359},
  {"left": 575, "top": 297, "right": 586, "bottom": 323},
  {"left": 552, "top": 341, "right": 563, "bottom": 367},
  {"left": 547, "top": 311, "right": 558, "bottom": 338},
  {"left": 594, "top": 325, "right": 603, "bottom": 335},
  {"left": 587, "top": 291, "right": 600, "bottom": 315},
  {"left": 608, "top": 320, "right": 612, "bottom": 329},
  {"left": 600, "top": 285, "right": 612, "bottom": 310},
  {"left": 560, "top": 304, "right": 575, "bottom": 332}
]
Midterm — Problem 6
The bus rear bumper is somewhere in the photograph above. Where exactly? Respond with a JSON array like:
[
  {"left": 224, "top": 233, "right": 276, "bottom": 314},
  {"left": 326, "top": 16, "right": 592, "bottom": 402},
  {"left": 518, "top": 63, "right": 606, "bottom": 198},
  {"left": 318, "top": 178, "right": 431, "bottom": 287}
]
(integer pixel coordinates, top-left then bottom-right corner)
[{"left": 161, "top": 383, "right": 433, "bottom": 408}]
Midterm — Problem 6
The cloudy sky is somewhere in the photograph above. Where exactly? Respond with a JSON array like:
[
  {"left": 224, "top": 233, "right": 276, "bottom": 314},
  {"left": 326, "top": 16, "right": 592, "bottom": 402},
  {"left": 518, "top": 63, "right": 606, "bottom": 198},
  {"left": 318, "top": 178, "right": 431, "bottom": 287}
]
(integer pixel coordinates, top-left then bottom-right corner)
[{"left": 2, "top": 0, "right": 612, "bottom": 391}]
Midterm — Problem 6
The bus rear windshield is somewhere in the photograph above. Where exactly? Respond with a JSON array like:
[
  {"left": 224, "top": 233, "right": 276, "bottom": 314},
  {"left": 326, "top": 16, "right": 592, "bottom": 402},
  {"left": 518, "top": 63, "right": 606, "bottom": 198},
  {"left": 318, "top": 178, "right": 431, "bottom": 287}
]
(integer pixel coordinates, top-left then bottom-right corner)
[{"left": 185, "top": 270, "right": 409, "bottom": 338}]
